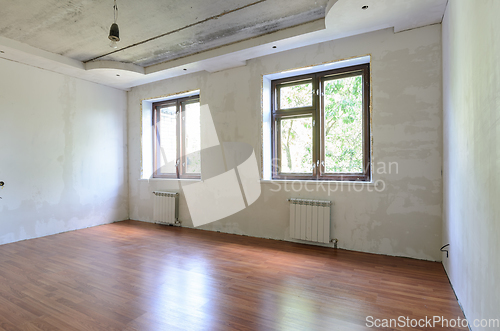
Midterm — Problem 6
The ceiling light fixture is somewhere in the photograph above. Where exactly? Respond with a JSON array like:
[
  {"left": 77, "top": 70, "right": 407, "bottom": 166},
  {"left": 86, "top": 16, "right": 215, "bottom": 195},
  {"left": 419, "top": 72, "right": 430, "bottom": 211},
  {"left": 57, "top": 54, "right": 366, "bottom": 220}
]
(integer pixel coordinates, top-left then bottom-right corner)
[
  {"left": 362, "top": 5, "right": 368, "bottom": 10},
  {"left": 108, "top": 0, "right": 120, "bottom": 49}
]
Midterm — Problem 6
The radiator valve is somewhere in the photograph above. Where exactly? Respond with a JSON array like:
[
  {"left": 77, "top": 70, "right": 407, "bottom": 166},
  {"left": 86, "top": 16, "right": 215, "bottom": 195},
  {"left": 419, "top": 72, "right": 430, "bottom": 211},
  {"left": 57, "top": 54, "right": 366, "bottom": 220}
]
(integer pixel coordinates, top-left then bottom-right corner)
[{"left": 331, "top": 238, "right": 338, "bottom": 249}]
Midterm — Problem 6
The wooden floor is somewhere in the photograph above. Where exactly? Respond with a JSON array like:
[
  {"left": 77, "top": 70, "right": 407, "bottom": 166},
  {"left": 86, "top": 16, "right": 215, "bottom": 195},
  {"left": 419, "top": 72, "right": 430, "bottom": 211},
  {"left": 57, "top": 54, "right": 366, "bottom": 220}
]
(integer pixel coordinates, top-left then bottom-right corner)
[{"left": 0, "top": 220, "right": 465, "bottom": 331}]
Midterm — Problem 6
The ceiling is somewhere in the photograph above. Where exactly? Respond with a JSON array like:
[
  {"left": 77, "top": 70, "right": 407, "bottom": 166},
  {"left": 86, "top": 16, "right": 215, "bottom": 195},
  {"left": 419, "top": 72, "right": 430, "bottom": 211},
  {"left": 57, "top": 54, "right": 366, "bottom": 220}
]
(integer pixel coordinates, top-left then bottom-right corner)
[
  {"left": 0, "top": 0, "right": 447, "bottom": 90},
  {"left": 0, "top": 0, "right": 329, "bottom": 66}
]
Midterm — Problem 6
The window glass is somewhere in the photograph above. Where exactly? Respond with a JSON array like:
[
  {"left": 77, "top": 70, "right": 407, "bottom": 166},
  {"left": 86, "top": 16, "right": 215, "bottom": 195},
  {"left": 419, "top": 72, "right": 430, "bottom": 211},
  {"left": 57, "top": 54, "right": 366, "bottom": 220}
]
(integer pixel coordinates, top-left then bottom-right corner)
[
  {"left": 158, "top": 105, "right": 177, "bottom": 174},
  {"left": 279, "top": 82, "right": 313, "bottom": 109},
  {"left": 280, "top": 117, "right": 313, "bottom": 173},
  {"left": 184, "top": 101, "right": 201, "bottom": 174},
  {"left": 324, "top": 75, "right": 363, "bottom": 173}
]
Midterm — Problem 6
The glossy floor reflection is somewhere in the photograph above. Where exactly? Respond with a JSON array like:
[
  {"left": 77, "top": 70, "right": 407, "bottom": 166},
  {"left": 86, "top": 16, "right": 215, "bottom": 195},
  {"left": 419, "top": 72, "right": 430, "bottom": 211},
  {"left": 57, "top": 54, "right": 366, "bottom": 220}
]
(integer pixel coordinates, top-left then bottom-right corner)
[{"left": 0, "top": 220, "right": 465, "bottom": 330}]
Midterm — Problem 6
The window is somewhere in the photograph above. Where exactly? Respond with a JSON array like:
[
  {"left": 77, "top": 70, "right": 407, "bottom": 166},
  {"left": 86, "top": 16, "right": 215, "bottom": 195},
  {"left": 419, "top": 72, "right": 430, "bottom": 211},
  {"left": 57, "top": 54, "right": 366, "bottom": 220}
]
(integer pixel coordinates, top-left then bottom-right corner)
[
  {"left": 271, "top": 63, "right": 370, "bottom": 181},
  {"left": 153, "top": 95, "right": 201, "bottom": 179}
]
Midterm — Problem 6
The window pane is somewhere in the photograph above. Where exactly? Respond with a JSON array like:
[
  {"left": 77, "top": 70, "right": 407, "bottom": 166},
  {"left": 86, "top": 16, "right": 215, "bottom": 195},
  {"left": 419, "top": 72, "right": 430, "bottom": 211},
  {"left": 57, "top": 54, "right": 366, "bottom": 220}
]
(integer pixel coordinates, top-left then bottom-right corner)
[
  {"left": 280, "top": 117, "right": 313, "bottom": 173},
  {"left": 158, "top": 105, "right": 177, "bottom": 174},
  {"left": 279, "top": 82, "right": 312, "bottom": 109},
  {"left": 184, "top": 101, "right": 201, "bottom": 173},
  {"left": 324, "top": 75, "right": 363, "bottom": 173}
]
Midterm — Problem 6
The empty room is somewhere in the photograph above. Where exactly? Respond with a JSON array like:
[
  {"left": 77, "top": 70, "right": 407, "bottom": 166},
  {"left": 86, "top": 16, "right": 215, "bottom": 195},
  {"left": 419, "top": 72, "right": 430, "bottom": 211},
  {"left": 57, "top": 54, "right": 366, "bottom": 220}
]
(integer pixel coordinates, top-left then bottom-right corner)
[{"left": 0, "top": 0, "right": 498, "bottom": 330}]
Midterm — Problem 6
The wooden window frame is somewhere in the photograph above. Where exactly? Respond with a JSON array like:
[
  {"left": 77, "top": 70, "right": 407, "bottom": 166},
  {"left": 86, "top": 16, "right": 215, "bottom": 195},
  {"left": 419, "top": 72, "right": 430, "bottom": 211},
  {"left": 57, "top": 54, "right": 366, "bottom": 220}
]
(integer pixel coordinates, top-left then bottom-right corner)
[
  {"left": 271, "top": 63, "right": 371, "bottom": 181},
  {"left": 153, "top": 95, "right": 201, "bottom": 179}
]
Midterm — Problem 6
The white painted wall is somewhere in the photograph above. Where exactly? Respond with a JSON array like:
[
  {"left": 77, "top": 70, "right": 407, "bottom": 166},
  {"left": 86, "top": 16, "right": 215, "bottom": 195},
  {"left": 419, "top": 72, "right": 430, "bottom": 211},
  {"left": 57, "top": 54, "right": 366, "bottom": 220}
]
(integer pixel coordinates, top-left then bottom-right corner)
[
  {"left": 442, "top": 1, "right": 500, "bottom": 328},
  {"left": 0, "top": 58, "right": 128, "bottom": 244},
  {"left": 128, "top": 25, "right": 443, "bottom": 261}
]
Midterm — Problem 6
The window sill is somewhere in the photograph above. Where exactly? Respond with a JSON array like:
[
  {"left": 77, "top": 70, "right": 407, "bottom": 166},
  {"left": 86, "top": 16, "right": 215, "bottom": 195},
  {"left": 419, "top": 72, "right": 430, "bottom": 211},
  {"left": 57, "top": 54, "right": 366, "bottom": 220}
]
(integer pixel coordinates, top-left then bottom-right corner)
[
  {"left": 139, "top": 178, "right": 202, "bottom": 182},
  {"left": 260, "top": 179, "right": 379, "bottom": 186}
]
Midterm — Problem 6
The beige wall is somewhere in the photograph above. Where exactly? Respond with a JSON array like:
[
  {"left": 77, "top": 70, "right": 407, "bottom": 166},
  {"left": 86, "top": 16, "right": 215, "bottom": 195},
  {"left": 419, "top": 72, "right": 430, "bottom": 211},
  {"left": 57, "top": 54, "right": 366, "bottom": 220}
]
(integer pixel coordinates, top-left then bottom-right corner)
[
  {"left": 0, "top": 58, "right": 128, "bottom": 244},
  {"left": 128, "top": 25, "right": 443, "bottom": 261},
  {"left": 442, "top": 0, "right": 500, "bottom": 328}
]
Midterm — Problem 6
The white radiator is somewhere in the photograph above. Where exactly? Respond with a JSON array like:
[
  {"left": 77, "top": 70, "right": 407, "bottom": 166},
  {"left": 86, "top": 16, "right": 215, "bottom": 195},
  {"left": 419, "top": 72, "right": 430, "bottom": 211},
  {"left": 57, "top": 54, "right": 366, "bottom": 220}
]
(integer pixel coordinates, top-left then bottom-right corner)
[
  {"left": 153, "top": 191, "right": 179, "bottom": 225},
  {"left": 288, "top": 198, "right": 331, "bottom": 244}
]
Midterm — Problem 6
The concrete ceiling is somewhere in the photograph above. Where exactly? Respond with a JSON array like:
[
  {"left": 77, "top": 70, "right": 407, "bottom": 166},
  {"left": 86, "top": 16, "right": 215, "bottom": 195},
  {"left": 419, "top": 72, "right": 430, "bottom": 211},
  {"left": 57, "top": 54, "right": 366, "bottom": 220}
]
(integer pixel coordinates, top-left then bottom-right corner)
[
  {"left": 0, "top": 0, "right": 329, "bottom": 66},
  {"left": 0, "top": 0, "right": 447, "bottom": 90}
]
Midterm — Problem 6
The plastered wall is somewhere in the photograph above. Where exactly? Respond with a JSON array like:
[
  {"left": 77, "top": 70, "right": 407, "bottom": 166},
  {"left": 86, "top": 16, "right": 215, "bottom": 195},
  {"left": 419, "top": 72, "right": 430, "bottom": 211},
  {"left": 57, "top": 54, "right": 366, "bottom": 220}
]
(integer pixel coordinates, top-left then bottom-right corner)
[
  {"left": 128, "top": 25, "right": 443, "bottom": 261},
  {"left": 442, "top": 0, "right": 500, "bottom": 327},
  {"left": 0, "top": 58, "right": 128, "bottom": 244}
]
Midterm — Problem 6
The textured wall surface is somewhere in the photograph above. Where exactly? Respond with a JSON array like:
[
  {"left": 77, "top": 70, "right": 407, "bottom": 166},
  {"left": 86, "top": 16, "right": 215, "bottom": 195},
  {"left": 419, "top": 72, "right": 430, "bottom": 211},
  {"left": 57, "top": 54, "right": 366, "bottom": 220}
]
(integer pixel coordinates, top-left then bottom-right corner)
[
  {"left": 128, "top": 25, "right": 443, "bottom": 261},
  {"left": 0, "top": 58, "right": 128, "bottom": 244},
  {"left": 442, "top": 0, "right": 500, "bottom": 327}
]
